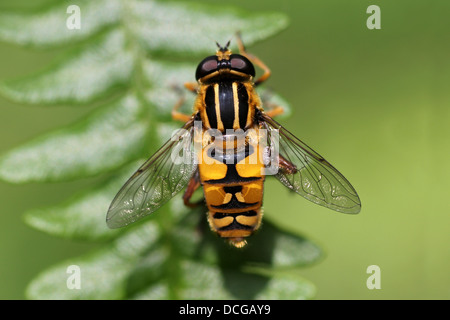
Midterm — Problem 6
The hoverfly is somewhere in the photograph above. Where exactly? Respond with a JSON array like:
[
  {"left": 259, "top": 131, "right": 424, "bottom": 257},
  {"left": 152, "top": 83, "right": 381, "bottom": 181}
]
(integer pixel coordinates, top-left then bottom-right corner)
[{"left": 106, "top": 36, "right": 361, "bottom": 248}]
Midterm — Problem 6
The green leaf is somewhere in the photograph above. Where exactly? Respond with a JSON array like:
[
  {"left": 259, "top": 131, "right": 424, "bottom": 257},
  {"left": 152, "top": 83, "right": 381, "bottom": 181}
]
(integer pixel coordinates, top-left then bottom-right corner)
[
  {"left": 171, "top": 212, "right": 322, "bottom": 270},
  {"left": 128, "top": 0, "right": 289, "bottom": 56},
  {"left": 258, "top": 87, "right": 292, "bottom": 120},
  {"left": 249, "top": 219, "right": 322, "bottom": 268},
  {"left": 0, "top": 30, "right": 133, "bottom": 105},
  {"left": 0, "top": 95, "right": 148, "bottom": 183},
  {"left": 251, "top": 273, "right": 316, "bottom": 300},
  {"left": 27, "top": 213, "right": 319, "bottom": 300},
  {"left": 130, "top": 216, "right": 320, "bottom": 299},
  {"left": 142, "top": 59, "right": 196, "bottom": 118},
  {"left": 0, "top": 0, "right": 122, "bottom": 47},
  {"left": 1, "top": 0, "right": 320, "bottom": 301},
  {"left": 0, "top": 0, "right": 288, "bottom": 56},
  {"left": 175, "top": 261, "right": 315, "bottom": 300},
  {"left": 23, "top": 160, "right": 144, "bottom": 241},
  {"left": 26, "top": 221, "right": 160, "bottom": 300}
]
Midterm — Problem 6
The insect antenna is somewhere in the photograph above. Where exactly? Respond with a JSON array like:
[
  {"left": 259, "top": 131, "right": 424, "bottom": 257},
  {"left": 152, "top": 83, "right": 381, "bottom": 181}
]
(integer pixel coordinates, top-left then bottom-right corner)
[{"left": 215, "top": 39, "right": 232, "bottom": 52}]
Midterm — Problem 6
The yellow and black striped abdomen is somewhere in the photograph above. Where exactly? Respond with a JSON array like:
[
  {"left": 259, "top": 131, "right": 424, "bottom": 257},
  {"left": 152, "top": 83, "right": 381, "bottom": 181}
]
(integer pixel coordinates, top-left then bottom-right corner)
[{"left": 198, "top": 134, "right": 265, "bottom": 248}]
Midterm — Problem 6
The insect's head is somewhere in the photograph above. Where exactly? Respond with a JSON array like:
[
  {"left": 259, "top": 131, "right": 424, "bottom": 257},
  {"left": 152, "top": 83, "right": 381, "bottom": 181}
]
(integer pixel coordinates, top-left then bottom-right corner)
[{"left": 195, "top": 41, "right": 255, "bottom": 81}]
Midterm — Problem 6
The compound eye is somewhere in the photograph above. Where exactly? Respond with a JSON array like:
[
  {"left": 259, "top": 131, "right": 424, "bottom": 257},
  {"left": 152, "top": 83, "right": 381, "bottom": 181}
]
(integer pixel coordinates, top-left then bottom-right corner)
[
  {"left": 196, "top": 56, "right": 218, "bottom": 80},
  {"left": 230, "top": 54, "right": 255, "bottom": 77}
]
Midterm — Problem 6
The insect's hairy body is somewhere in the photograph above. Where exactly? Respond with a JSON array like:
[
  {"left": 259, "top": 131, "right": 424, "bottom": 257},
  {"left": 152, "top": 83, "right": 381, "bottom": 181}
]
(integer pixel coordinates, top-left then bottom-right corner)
[
  {"left": 194, "top": 59, "right": 265, "bottom": 248},
  {"left": 196, "top": 80, "right": 259, "bottom": 131}
]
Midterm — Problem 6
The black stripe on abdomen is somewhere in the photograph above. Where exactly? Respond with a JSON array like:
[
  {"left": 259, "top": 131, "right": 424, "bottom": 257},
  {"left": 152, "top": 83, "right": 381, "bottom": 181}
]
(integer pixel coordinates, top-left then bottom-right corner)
[
  {"left": 214, "top": 211, "right": 258, "bottom": 231},
  {"left": 205, "top": 144, "right": 261, "bottom": 184},
  {"left": 211, "top": 184, "right": 259, "bottom": 210}
]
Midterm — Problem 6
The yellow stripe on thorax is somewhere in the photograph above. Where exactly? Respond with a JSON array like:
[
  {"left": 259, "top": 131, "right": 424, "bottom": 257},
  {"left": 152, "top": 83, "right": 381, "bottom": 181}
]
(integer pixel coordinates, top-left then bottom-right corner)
[
  {"left": 232, "top": 82, "right": 240, "bottom": 130},
  {"left": 214, "top": 83, "right": 224, "bottom": 131}
]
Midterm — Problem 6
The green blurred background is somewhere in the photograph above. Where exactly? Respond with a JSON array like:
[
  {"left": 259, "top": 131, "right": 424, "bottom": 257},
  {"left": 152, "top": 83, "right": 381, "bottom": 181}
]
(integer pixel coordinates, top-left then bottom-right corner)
[{"left": 0, "top": 0, "right": 448, "bottom": 299}]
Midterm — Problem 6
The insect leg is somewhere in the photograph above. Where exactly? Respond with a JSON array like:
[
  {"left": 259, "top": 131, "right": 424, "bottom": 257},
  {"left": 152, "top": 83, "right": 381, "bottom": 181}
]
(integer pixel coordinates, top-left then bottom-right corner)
[
  {"left": 264, "top": 106, "right": 285, "bottom": 118},
  {"left": 236, "top": 32, "right": 271, "bottom": 86},
  {"left": 182, "top": 170, "right": 202, "bottom": 208},
  {"left": 259, "top": 89, "right": 285, "bottom": 118},
  {"left": 171, "top": 82, "right": 199, "bottom": 122},
  {"left": 184, "top": 81, "right": 199, "bottom": 93},
  {"left": 279, "top": 154, "right": 298, "bottom": 175},
  {"left": 172, "top": 100, "right": 192, "bottom": 122},
  {"left": 171, "top": 94, "right": 193, "bottom": 123}
]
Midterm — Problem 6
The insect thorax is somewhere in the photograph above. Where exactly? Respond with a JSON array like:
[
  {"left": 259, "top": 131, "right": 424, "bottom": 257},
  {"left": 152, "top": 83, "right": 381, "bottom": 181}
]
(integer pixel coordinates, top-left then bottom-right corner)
[{"left": 200, "top": 80, "right": 256, "bottom": 132}]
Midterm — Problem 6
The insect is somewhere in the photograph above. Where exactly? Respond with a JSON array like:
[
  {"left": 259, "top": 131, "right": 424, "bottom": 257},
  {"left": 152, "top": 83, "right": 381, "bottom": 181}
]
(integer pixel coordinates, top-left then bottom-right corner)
[{"left": 106, "top": 36, "right": 361, "bottom": 248}]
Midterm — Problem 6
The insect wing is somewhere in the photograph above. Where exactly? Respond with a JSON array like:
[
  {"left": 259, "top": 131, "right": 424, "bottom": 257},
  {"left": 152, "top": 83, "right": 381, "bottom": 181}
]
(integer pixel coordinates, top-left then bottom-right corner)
[
  {"left": 262, "top": 114, "right": 361, "bottom": 214},
  {"left": 106, "top": 123, "right": 197, "bottom": 228}
]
